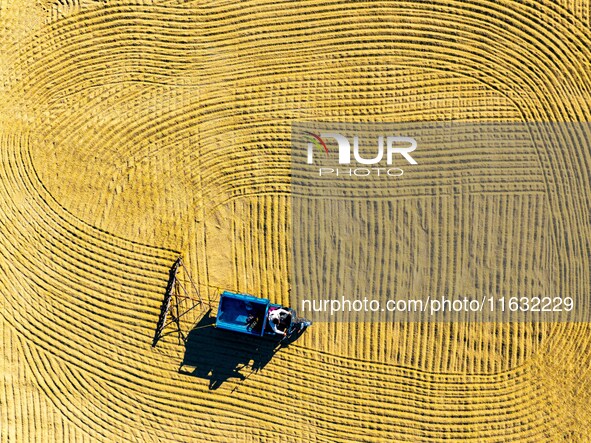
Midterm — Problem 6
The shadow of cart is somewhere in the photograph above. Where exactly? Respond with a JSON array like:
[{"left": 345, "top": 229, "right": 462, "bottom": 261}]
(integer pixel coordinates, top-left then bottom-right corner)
[{"left": 179, "top": 314, "right": 286, "bottom": 390}]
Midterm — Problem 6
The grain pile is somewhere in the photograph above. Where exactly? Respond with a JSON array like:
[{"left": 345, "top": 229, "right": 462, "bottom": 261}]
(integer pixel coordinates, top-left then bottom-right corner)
[{"left": 2, "top": 1, "right": 591, "bottom": 441}]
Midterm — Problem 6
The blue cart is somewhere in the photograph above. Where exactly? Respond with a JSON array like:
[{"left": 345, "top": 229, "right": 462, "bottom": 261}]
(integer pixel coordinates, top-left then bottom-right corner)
[{"left": 215, "top": 291, "right": 310, "bottom": 337}]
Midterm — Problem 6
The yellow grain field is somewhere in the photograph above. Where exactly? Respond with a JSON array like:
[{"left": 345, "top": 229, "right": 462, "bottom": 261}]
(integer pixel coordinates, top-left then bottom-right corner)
[{"left": 2, "top": 0, "right": 591, "bottom": 441}]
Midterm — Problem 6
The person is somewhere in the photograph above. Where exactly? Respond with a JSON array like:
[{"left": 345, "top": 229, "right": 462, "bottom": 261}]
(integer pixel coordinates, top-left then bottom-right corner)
[{"left": 267, "top": 307, "right": 292, "bottom": 336}]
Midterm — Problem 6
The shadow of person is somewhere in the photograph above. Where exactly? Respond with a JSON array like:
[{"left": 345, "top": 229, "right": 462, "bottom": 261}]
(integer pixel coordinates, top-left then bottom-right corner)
[{"left": 179, "top": 313, "right": 284, "bottom": 390}]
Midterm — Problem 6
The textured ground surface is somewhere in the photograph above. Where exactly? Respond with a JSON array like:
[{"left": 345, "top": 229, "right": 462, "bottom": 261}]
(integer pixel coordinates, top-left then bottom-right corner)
[{"left": 2, "top": 0, "right": 591, "bottom": 441}]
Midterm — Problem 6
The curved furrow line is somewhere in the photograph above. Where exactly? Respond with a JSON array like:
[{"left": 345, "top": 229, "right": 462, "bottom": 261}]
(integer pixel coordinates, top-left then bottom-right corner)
[
  {"left": 56, "top": 359, "right": 247, "bottom": 441},
  {"left": 40, "top": 71, "right": 515, "bottom": 160},
  {"left": 1, "top": 134, "right": 174, "bottom": 281},
  {"left": 0, "top": 193, "right": 165, "bottom": 298},
  {"left": 50, "top": 95, "right": 203, "bottom": 171},
  {"left": 0, "top": 237, "right": 171, "bottom": 374},
  {"left": 11, "top": 4, "right": 588, "bottom": 121},
  {"left": 5, "top": 288, "right": 251, "bottom": 433},
  {"left": 184, "top": 0, "right": 591, "bottom": 77},
  {"left": 3, "top": 264, "right": 580, "bottom": 440},
  {"left": 3, "top": 0, "right": 591, "bottom": 441},
  {"left": 203, "top": 180, "right": 547, "bottom": 210},
  {"left": 197, "top": 169, "right": 546, "bottom": 206},
  {"left": 0, "top": 133, "right": 184, "bottom": 363},
  {"left": 36, "top": 74, "right": 503, "bottom": 183},
  {"left": 3, "top": 245, "right": 556, "bottom": 436},
  {"left": 0, "top": 236, "right": 159, "bottom": 345},
  {"left": 19, "top": 74, "right": 528, "bottom": 215},
  {"left": 0, "top": 212, "right": 181, "bottom": 372},
  {"left": 9, "top": 2, "right": 591, "bottom": 132},
  {"left": 12, "top": 6, "right": 201, "bottom": 57},
  {"left": 0, "top": 256, "right": 442, "bottom": 440},
  {"left": 164, "top": 0, "right": 591, "bottom": 344},
  {"left": 72, "top": 346, "right": 560, "bottom": 440},
  {"left": 15, "top": 334, "right": 124, "bottom": 442},
  {"left": 535, "top": 323, "right": 591, "bottom": 371},
  {"left": 43, "top": 82, "right": 187, "bottom": 146},
  {"left": 0, "top": 313, "right": 102, "bottom": 443},
  {"left": 11, "top": 16, "right": 202, "bottom": 98},
  {"left": 29, "top": 87, "right": 202, "bottom": 192},
  {"left": 11, "top": 302, "right": 556, "bottom": 443},
  {"left": 19, "top": 136, "right": 178, "bottom": 262},
  {"left": 192, "top": 95, "right": 520, "bottom": 180},
  {"left": 23, "top": 160, "right": 178, "bottom": 261},
  {"left": 187, "top": 9, "right": 588, "bottom": 106}
]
